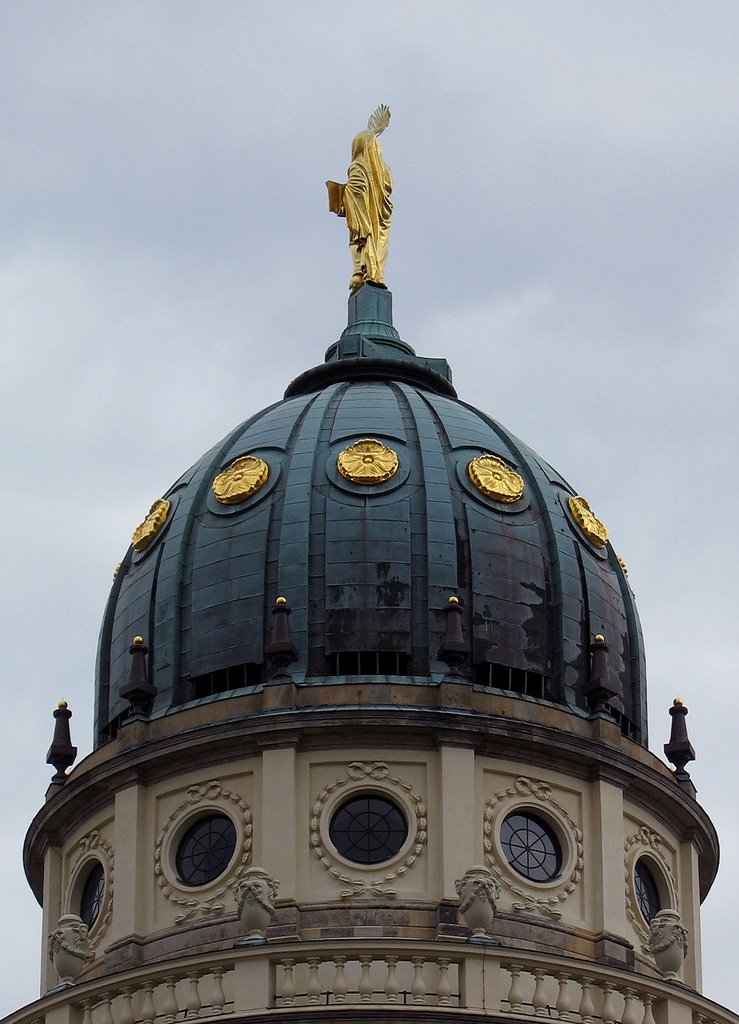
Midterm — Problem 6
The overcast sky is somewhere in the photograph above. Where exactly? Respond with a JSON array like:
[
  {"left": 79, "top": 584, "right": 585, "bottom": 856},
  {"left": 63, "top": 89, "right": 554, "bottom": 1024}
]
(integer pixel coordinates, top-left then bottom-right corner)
[{"left": 1, "top": 1, "right": 737, "bottom": 1015}]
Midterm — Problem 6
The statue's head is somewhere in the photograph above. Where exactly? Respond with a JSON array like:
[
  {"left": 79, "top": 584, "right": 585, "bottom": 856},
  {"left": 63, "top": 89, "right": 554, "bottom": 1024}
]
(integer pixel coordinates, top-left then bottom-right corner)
[{"left": 351, "top": 131, "right": 383, "bottom": 162}]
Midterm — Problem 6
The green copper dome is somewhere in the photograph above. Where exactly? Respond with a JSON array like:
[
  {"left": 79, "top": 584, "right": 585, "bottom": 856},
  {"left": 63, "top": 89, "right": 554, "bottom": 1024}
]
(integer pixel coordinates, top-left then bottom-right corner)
[{"left": 96, "top": 287, "right": 644, "bottom": 746}]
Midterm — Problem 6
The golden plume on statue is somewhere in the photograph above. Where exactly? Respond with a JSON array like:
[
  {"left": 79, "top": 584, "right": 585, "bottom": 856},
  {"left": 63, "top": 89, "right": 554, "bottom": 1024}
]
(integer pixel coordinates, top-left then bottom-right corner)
[{"left": 327, "top": 105, "right": 393, "bottom": 293}]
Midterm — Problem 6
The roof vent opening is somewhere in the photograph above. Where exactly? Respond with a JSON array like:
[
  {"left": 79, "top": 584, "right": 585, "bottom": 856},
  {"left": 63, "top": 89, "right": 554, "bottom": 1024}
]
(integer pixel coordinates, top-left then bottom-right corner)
[
  {"left": 473, "top": 661, "right": 547, "bottom": 700},
  {"left": 326, "top": 651, "right": 409, "bottom": 676}
]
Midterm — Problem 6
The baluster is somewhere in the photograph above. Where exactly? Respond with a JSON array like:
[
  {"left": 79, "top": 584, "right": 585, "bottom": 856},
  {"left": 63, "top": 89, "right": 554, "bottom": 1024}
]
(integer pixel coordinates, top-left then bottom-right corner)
[
  {"left": 601, "top": 981, "right": 618, "bottom": 1024},
  {"left": 507, "top": 965, "right": 525, "bottom": 1013},
  {"left": 97, "top": 994, "right": 114, "bottom": 1024},
  {"left": 532, "top": 969, "right": 549, "bottom": 1017},
  {"left": 556, "top": 973, "right": 573, "bottom": 1020},
  {"left": 384, "top": 956, "right": 400, "bottom": 1003},
  {"left": 358, "top": 956, "right": 373, "bottom": 1002},
  {"left": 641, "top": 994, "right": 656, "bottom": 1024},
  {"left": 437, "top": 959, "right": 452, "bottom": 1006},
  {"left": 578, "top": 977, "right": 595, "bottom": 1024},
  {"left": 306, "top": 958, "right": 321, "bottom": 1005},
  {"left": 621, "top": 987, "right": 640, "bottom": 1024},
  {"left": 162, "top": 977, "right": 179, "bottom": 1024},
  {"left": 185, "top": 973, "right": 202, "bottom": 1019},
  {"left": 210, "top": 968, "right": 226, "bottom": 1015},
  {"left": 411, "top": 957, "right": 426, "bottom": 1005},
  {"left": 118, "top": 986, "right": 135, "bottom": 1024},
  {"left": 139, "top": 982, "right": 156, "bottom": 1024},
  {"left": 280, "top": 960, "right": 295, "bottom": 1007},
  {"left": 332, "top": 957, "right": 347, "bottom": 1004},
  {"left": 81, "top": 999, "right": 94, "bottom": 1024}
]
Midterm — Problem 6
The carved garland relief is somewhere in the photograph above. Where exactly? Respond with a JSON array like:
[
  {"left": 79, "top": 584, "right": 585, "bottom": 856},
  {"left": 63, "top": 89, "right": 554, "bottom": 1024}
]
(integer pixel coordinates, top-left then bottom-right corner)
[
  {"left": 212, "top": 455, "right": 269, "bottom": 505},
  {"left": 483, "top": 776, "right": 584, "bottom": 919},
  {"left": 468, "top": 454, "right": 524, "bottom": 503},
  {"left": 154, "top": 780, "right": 252, "bottom": 924},
  {"left": 68, "top": 829, "right": 114, "bottom": 948},
  {"left": 132, "top": 498, "right": 170, "bottom": 552},
  {"left": 310, "top": 761, "right": 427, "bottom": 898},
  {"left": 337, "top": 439, "right": 399, "bottom": 484},
  {"left": 624, "top": 825, "right": 679, "bottom": 942}
]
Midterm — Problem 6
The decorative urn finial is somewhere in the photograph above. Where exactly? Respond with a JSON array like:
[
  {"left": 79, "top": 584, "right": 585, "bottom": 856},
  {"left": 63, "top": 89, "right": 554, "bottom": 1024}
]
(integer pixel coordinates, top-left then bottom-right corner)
[
  {"left": 46, "top": 701, "right": 77, "bottom": 786},
  {"left": 119, "top": 635, "right": 157, "bottom": 717},
  {"left": 583, "top": 633, "right": 622, "bottom": 715},
  {"left": 664, "top": 697, "right": 696, "bottom": 780},
  {"left": 48, "top": 914, "right": 93, "bottom": 983},
  {"left": 455, "top": 866, "right": 501, "bottom": 938},
  {"left": 265, "top": 596, "right": 298, "bottom": 682},
  {"left": 234, "top": 867, "right": 279, "bottom": 942},
  {"left": 645, "top": 909, "right": 689, "bottom": 979},
  {"left": 438, "top": 595, "right": 469, "bottom": 679}
]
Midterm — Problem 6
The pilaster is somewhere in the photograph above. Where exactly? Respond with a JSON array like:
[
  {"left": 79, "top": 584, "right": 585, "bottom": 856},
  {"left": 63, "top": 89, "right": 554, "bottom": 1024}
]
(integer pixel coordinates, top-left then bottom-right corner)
[
  {"left": 260, "top": 746, "right": 297, "bottom": 898},
  {"left": 41, "top": 844, "right": 63, "bottom": 995},
  {"left": 439, "top": 743, "right": 476, "bottom": 898}
]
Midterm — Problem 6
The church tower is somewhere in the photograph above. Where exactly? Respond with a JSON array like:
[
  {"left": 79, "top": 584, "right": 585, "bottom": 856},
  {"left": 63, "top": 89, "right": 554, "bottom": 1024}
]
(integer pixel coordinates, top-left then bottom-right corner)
[{"left": 7, "top": 113, "right": 736, "bottom": 1024}]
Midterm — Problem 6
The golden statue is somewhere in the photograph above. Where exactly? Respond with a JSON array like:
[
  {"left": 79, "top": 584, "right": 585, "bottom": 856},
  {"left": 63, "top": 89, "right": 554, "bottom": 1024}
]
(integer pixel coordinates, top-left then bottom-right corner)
[{"left": 327, "top": 105, "right": 393, "bottom": 293}]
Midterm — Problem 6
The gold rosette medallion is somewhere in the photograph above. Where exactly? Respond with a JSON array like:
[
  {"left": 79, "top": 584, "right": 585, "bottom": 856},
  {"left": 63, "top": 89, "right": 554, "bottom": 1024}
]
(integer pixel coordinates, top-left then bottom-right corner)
[
  {"left": 132, "top": 498, "right": 170, "bottom": 552},
  {"left": 212, "top": 455, "right": 269, "bottom": 505},
  {"left": 568, "top": 495, "right": 608, "bottom": 548},
  {"left": 468, "top": 454, "right": 524, "bottom": 503},
  {"left": 337, "top": 439, "right": 399, "bottom": 484}
]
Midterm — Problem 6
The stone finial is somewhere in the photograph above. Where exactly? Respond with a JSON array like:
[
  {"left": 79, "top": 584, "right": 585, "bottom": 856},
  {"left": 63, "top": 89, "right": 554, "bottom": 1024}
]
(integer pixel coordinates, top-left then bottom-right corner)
[
  {"left": 46, "top": 702, "right": 77, "bottom": 786},
  {"left": 48, "top": 914, "right": 93, "bottom": 983},
  {"left": 583, "top": 634, "right": 622, "bottom": 714},
  {"left": 234, "top": 867, "right": 279, "bottom": 942},
  {"left": 664, "top": 698, "right": 696, "bottom": 781},
  {"left": 265, "top": 596, "right": 298, "bottom": 681},
  {"left": 645, "top": 909, "right": 688, "bottom": 979},
  {"left": 455, "top": 865, "right": 501, "bottom": 938},
  {"left": 438, "top": 595, "right": 469, "bottom": 679},
  {"left": 119, "top": 635, "right": 157, "bottom": 716}
]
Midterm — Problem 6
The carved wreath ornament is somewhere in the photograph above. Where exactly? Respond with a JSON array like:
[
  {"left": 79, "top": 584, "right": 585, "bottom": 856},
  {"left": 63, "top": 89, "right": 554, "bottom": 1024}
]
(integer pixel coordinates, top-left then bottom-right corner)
[
  {"left": 337, "top": 439, "right": 399, "bottom": 484},
  {"left": 310, "top": 761, "right": 427, "bottom": 898},
  {"left": 154, "top": 780, "right": 252, "bottom": 924},
  {"left": 483, "top": 776, "right": 584, "bottom": 919},
  {"left": 132, "top": 498, "right": 170, "bottom": 552},
  {"left": 468, "top": 454, "right": 524, "bottom": 503},
  {"left": 69, "top": 829, "right": 114, "bottom": 947},
  {"left": 624, "top": 826, "right": 678, "bottom": 941},
  {"left": 568, "top": 495, "right": 608, "bottom": 548},
  {"left": 212, "top": 455, "right": 269, "bottom": 505}
]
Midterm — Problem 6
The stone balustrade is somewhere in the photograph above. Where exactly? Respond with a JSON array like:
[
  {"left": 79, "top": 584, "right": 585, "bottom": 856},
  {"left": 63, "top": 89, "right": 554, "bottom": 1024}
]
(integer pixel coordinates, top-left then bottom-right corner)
[{"left": 4, "top": 941, "right": 737, "bottom": 1024}]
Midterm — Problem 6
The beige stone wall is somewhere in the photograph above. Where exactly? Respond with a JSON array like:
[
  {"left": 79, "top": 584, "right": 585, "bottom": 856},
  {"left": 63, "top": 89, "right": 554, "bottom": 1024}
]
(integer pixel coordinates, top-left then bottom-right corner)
[{"left": 42, "top": 735, "right": 705, "bottom": 993}]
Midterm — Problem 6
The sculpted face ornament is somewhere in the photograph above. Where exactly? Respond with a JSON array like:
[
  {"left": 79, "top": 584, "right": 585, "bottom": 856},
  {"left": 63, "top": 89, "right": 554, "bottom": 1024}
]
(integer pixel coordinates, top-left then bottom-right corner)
[
  {"left": 568, "top": 495, "right": 608, "bottom": 548},
  {"left": 468, "top": 455, "right": 524, "bottom": 503},
  {"left": 337, "top": 439, "right": 399, "bottom": 484},
  {"left": 212, "top": 455, "right": 269, "bottom": 505},
  {"left": 131, "top": 498, "right": 170, "bottom": 552}
]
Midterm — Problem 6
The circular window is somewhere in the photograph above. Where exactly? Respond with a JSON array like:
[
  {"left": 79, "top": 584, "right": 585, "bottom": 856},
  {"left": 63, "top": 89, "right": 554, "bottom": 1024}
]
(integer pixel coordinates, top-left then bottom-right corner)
[
  {"left": 79, "top": 862, "right": 105, "bottom": 929},
  {"left": 175, "top": 814, "right": 237, "bottom": 887},
  {"left": 634, "top": 859, "right": 662, "bottom": 923},
  {"left": 329, "top": 795, "right": 408, "bottom": 865},
  {"left": 500, "top": 811, "right": 562, "bottom": 882}
]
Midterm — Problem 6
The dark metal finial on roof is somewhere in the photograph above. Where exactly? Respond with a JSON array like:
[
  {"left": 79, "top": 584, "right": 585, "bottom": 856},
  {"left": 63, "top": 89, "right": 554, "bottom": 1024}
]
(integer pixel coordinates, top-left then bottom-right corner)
[
  {"left": 584, "top": 634, "right": 622, "bottom": 715},
  {"left": 120, "top": 636, "right": 157, "bottom": 716},
  {"left": 265, "top": 596, "right": 298, "bottom": 682},
  {"left": 46, "top": 701, "right": 77, "bottom": 786},
  {"left": 664, "top": 697, "right": 696, "bottom": 781},
  {"left": 438, "top": 596, "right": 469, "bottom": 680}
]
